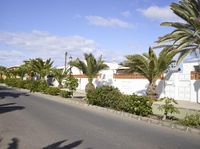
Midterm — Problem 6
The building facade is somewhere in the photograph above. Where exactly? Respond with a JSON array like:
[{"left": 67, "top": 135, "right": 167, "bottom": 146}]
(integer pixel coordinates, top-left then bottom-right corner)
[{"left": 54, "top": 60, "right": 200, "bottom": 103}]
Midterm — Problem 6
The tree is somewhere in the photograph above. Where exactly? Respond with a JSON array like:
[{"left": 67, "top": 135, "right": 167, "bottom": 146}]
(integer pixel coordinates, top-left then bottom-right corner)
[
  {"left": 158, "top": 97, "right": 180, "bottom": 120},
  {"left": 23, "top": 59, "right": 37, "bottom": 80},
  {"left": 70, "top": 53, "right": 108, "bottom": 92},
  {"left": 0, "top": 66, "right": 6, "bottom": 79},
  {"left": 9, "top": 69, "right": 18, "bottom": 78},
  {"left": 31, "top": 58, "right": 54, "bottom": 80},
  {"left": 51, "top": 68, "right": 68, "bottom": 88},
  {"left": 16, "top": 64, "right": 28, "bottom": 80},
  {"left": 4, "top": 69, "right": 11, "bottom": 79},
  {"left": 64, "top": 76, "right": 79, "bottom": 97},
  {"left": 157, "top": 0, "right": 200, "bottom": 63},
  {"left": 123, "top": 47, "right": 177, "bottom": 98}
]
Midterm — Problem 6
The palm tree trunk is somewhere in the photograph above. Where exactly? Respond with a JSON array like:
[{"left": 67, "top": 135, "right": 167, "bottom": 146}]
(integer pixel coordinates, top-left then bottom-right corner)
[
  {"left": 85, "top": 77, "right": 95, "bottom": 93},
  {"left": 146, "top": 81, "right": 157, "bottom": 99}
]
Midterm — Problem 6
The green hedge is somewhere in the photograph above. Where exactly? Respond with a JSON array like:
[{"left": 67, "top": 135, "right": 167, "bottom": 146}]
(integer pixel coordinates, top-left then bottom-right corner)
[
  {"left": 87, "top": 85, "right": 152, "bottom": 116},
  {"left": 60, "top": 90, "right": 71, "bottom": 98},
  {"left": 0, "top": 78, "right": 4, "bottom": 83},
  {"left": 87, "top": 85, "right": 121, "bottom": 109},
  {"left": 3, "top": 78, "right": 71, "bottom": 98},
  {"left": 119, "top": 94, "right": 152, "bottom": 116},
  {"left": 44, "top": 87, "right": 60, "bottom": 95}
]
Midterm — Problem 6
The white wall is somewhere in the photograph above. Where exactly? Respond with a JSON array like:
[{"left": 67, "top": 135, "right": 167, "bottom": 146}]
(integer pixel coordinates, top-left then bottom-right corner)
[
  {"left": 54, "top": 61, "right": 200, "bottom": 103},
  {"left": 182, "top": 61, "right": 198, "bottom": 73},
  {"left": 112, "top": 79, "right": 148, "bottom": 95}
]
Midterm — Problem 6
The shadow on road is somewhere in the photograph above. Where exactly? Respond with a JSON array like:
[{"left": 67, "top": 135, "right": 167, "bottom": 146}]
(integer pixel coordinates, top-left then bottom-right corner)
[
  {"left": 42, "top": 139, "right": 83, "bottom": 149},
  {"left": 0, "top": 92, "right": 29, "bottom": 99},
  {"left": 0, "top": 103, "right": 25, "bottom": 114},
  {"left": 0, "top": 103, "right": 16, "bottom": 107},
  {"left": 0, "top": 138, "right": 19, "bottom": 149},
  {"left": 0, "top": 86, "right": 29, "bottom": 99},
  {"left": 7, "top": 138, "right": 19, "bottom": 149}
]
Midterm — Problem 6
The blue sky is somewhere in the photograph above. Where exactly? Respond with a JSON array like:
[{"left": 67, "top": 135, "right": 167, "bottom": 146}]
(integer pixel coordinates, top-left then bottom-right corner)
[{"left": 0, "top": 0, "right": 180, "bottom": 67}]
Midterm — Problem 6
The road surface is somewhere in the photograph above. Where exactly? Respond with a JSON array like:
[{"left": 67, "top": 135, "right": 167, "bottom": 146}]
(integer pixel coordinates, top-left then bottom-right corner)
[{"left": 0, "top": 85, "right": 200, "bottom": 149}]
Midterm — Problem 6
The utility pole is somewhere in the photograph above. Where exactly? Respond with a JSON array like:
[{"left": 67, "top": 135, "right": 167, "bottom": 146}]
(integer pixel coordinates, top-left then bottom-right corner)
[
  {"left": 69, "top": 55, "right": 72, "bottom": 76},
  {"left": 64, "top": 52, "right": 68, "bottom": 73}
]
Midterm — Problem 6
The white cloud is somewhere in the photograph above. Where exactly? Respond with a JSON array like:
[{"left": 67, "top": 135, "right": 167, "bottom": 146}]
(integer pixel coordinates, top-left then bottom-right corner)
[
  {"left": 0, "top": 30, "right": 97, "bottom": 66},
  {"left": 0, "top": 50, "right": 25, "bottom": 66},
  {"left": 139, "top": 6, "right": 182, "bottom": 22},
  {"left": 93, "top": 49, "right": 128, "bottom": 63},
  {"left": 0, "top": 50, "right": 24, "bottom": 60},
  {"left": 0, "top": 30, "right": 96, "bottom": 52},
  {"left": 85, "top": 16, "right": 133, "bottom": 28},
  {"left": 121, "top": 11, "right": 131, "bottom": 17}
]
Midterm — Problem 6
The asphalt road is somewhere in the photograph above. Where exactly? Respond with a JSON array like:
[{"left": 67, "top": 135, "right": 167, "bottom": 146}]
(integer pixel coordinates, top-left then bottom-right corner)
[{"left": 0, "top": 85, "right": 200, "bottom": 149}]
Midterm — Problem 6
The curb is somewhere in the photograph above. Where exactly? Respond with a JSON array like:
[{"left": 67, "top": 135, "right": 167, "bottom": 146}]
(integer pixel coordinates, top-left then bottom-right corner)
[{"left": 3, "top": 85, "right": 200, "bottom": 136}]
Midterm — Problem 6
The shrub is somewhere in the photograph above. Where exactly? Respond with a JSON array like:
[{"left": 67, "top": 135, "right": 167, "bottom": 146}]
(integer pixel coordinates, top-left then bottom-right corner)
[
  {"left": 15, "top": 79, "right": 26, "bottom": 88},
  {"left": 119, "top": 94, "right": 153, "bottom": 116},
  {"left": 64, "top": 76, "right": 79, "bottom": 96},
  {"left": 0, "top": 78, "right": 4, "bottom": 83},
  {"left": 87, "top": 85, "right": 153, "bottom": 116},
  {"left": 29, "top": 80, "right": 49, "bottom": 93},
  {"left": 4, "top": 78, "right": 19, "bottom": 87},
  {"left": 179, "top": 113, "right": 200, "bottom": 127},
  {"left": 158, "top": 97, "right": 180, "bottom": 120},
  {"left": 23, "top": 80, "right": 34, "bottom": 90},
  {"left": 60, "top": 90, "right": 71, "bottom": 98},
  {"left": 44, "top": 87, "right": 60, "bottom": 95},
  {"left": 87, "top": 85, "right": 122, "bottom": 109}
]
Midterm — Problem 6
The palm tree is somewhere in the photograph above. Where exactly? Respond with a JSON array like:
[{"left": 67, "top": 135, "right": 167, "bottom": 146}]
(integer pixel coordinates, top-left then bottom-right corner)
[
  {"left": 123, "top": 47, "right": 177, "bottom": 98},
  {"left": 70, "top": 53, "right": 108, "bottom": 92},
  {"left": 17, "top": 64, "right": 28, "bottom": 80},
  {"left": 23, "top": 59, "right": 36, "bottom": 80},
  {"left": 157, "top": 0, "right": 200, "bottom": 63},
  {"left": 4, "top": 69, "right": 11, "bottom": 79},
  {"left": 0, "top": 66, "right": 6, "bottom": 79},
  {"left": 31, "top": 58, "right": 54, "bottom": 80},
  {"left": 9, "top": 69, "right": 18, "bottom": 78},
  {"left": 51, "top": 68, "right": 69, "bottom": 88}
]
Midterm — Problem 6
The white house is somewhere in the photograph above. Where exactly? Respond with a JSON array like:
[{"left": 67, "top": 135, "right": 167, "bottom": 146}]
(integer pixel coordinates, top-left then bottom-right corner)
[{"left": 55, "top": 59, "right": 200, "bottom": 103}]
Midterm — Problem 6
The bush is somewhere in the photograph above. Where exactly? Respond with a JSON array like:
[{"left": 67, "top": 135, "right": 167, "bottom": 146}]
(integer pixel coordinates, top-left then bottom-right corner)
[
  {"left": 119, "top": 94, "right": 152, "bottom": 116},
  {"left": 44, "top": 87, "right": 60, "bottom": 95},
  {"left": 4, "top": 78, "right": 19, "bottom": 87},
  {"left": 15, "top": 79, "right": 26, "bottom": 88},
  {"left": 23, "top": 80, "right": 34, "bottom": 89},
  {"left": 179, "top": 113, "right": 200, "bottom": 127},
  {"left": 0, "top": 78, "right": 4, "bottom": 83},
  {"left": 64, "top": 76, "right": 79, "bottom": 96},
  {"left": 87, "top": 85, "right": 153, "bottom": 116},
  {"left": 60, "top": 90, "right": 71, "bottom": 98},
  {"left": 158, "top": 97, "right": 180, "bottom": 120},
  {"left": 29, "top": 80, "right": 49, "bottom": 93},
  {"left": 87, "top": 85, "right": 121, "bottom": 109}
]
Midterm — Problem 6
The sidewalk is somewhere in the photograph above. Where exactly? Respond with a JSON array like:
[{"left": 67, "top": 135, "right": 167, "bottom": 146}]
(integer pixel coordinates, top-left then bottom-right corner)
[
  {"left": 153, "top": 100, "right": 200, "bottom": 111},
  {"left": 73, "top": 89, "right": 86, "bottom": 97},
  {"left": 153, "top": 100, "right": 200, "bottom": 119}
]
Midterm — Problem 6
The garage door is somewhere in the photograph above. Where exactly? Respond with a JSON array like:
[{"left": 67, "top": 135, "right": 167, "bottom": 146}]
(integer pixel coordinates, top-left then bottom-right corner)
[
  {"left": 178, "top": 86, "right": 190, "bottom": 100},
  {"left": 165, "top": 85, "right": 175, "bottom": 98}
]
